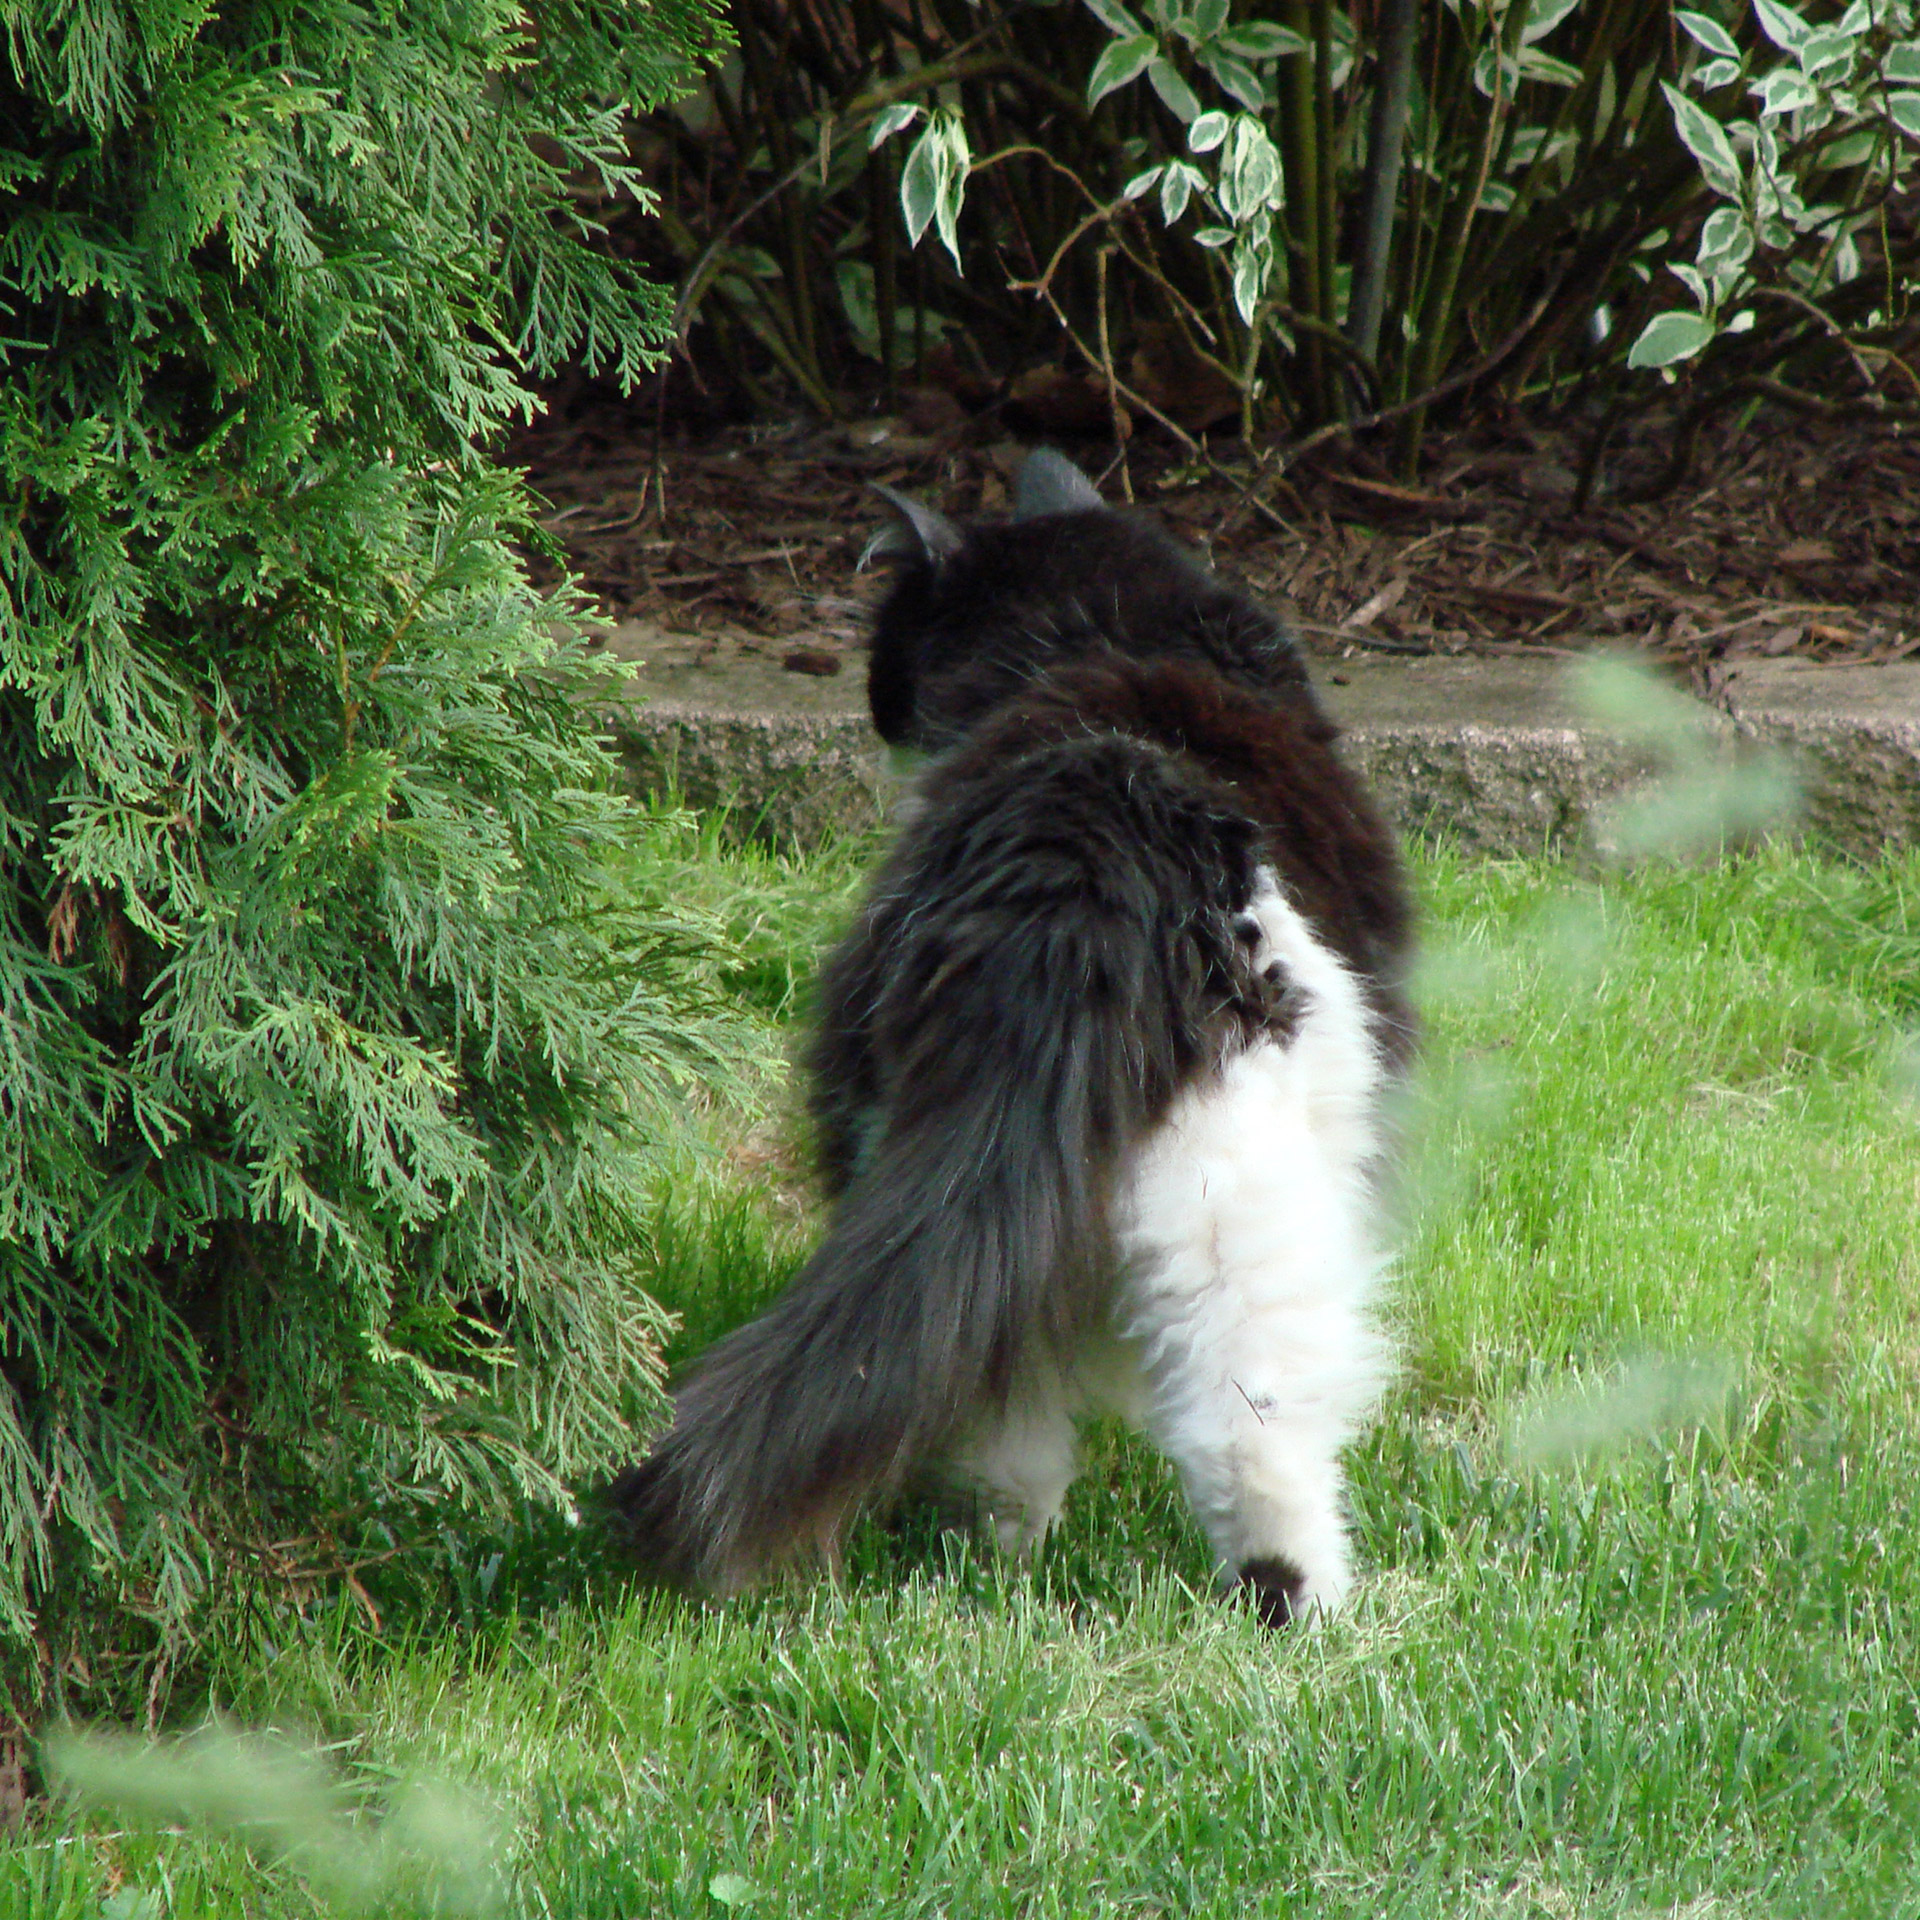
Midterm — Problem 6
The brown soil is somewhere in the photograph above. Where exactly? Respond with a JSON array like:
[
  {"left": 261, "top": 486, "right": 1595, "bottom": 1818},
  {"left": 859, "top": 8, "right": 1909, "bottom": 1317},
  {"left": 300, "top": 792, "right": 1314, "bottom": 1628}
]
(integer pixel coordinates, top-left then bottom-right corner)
[{"left": 506, "top": 374, "right": 1920, "bottom": 695}]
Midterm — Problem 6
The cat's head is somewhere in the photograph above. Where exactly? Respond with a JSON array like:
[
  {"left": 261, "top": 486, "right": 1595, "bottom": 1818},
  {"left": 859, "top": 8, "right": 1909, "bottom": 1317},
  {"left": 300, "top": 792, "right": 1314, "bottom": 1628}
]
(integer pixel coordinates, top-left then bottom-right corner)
[
  {"left": 861, "top": 447, "right": 1103, "bottom": 573},
  {"left": 862, "top": 450, "right": 1309, "bottom": 750}
]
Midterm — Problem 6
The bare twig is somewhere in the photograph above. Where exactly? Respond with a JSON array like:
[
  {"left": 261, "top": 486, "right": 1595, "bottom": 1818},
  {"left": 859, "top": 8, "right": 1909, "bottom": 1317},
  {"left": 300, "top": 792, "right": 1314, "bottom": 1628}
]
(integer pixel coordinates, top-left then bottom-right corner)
[
  {"left": 1095, "top": 244, "right": 1132, "bottom": 501},
  {"left": 1027, "top": 283, "right": 1304, "bottom": 534}
]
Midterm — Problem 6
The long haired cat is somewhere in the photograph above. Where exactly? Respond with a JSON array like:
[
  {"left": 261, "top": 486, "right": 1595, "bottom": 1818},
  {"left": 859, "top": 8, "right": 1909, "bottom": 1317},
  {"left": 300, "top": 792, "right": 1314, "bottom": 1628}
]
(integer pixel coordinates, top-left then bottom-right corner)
[{"left": 609, "top": 451, "right": 1414, "bottom": 1623}]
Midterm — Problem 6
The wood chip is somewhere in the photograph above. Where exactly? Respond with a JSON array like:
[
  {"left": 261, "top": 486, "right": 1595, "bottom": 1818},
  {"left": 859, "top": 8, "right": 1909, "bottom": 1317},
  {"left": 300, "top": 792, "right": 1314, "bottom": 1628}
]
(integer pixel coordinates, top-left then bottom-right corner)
[{"left": 1346, "top": 577, "right": 1409, "bottom": 627}]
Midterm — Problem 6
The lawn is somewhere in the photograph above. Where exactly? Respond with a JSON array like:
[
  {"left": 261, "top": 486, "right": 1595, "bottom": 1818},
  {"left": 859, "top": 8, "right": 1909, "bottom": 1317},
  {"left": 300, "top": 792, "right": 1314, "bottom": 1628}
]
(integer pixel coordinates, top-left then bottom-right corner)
[{"left": 13, "top": 825, "right": 1920, "bottom": 1920}]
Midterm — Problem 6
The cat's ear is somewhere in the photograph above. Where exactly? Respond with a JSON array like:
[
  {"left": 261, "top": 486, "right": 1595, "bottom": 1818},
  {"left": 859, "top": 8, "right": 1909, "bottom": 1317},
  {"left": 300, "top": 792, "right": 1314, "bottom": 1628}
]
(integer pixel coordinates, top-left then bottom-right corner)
[
  {"left": 1014, "top": 448, "right": 1104, "bottom": 519},
  {"left": 860, "top": 484, "right": 964, "bottom": 570}
]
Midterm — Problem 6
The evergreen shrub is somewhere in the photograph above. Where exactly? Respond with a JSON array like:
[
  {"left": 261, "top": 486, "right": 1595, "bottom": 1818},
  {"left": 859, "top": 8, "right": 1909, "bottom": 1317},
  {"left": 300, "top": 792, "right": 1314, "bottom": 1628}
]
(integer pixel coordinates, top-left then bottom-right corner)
[{"left": 0, "top": 0, "right": 727, "bottom": 1718}]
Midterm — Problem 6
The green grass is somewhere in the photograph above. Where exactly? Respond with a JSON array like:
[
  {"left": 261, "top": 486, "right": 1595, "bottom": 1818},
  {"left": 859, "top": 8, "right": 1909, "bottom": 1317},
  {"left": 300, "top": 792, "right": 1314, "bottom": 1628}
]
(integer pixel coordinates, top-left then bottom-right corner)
[{"left": 12, "top": 834, "right": 1920, "bottom": 1920}]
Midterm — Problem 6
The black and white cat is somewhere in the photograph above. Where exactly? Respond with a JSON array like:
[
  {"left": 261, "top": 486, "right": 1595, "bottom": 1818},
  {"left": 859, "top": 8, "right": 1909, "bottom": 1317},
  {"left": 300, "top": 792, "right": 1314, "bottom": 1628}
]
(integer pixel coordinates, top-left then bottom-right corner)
[{"left": 610, "top": 451, "right": 1414, "bottom": 1624}]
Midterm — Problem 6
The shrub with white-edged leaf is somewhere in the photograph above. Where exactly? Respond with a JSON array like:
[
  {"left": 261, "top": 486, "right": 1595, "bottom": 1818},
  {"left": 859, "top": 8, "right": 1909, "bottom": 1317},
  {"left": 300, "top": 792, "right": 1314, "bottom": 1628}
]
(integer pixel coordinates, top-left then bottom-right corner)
[
  {"left": 1081, "top": 0, "right": 1305, "bottom": 116},
  {"left": 722, "top": 0, "right": 1913, "bottom": 447},
  {"left": 1066, "top": 0, "right": 1322, "bottom": 330},
  {"left": 897, "top": 106, "right": 973, "bottom": 269},
  {"left": 1125, "top": 108, "right": 1290, "bottom": 324},
  {"left": 868, "top": 0, "right": 1306, "bottom": 341},
  {"left": 1628, "top": 0, "right": 1920, "bottom": 369}
]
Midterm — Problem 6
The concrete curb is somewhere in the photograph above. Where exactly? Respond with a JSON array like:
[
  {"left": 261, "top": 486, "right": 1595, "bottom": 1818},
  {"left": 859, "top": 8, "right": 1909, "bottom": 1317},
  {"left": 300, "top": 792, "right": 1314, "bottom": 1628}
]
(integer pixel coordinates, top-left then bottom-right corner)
[
  {"left": 600, "top": 627, "right": 1919, "bottom": 861},
  {"left": 1721, "top": 661, "right": 1920, "bottom": 858},
  {"left": 604, "top": 650, "right": 895, "bottom": 846}
]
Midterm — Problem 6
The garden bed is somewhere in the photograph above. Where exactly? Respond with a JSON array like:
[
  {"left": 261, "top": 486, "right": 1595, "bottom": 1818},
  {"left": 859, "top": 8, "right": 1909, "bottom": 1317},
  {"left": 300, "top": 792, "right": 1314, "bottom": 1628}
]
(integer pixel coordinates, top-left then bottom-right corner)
[{"left": 509, "top": 379, "right": 1920, "bottom": 689}]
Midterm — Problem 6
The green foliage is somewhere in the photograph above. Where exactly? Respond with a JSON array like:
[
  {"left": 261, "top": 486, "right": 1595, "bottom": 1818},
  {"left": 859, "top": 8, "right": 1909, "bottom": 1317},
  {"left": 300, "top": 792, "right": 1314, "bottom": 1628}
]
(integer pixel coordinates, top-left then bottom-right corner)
[
  {"left": 914, "top": 0, "right": 1916, "bottom": 431},
  {"left": 660, "top": 0, "right": 1916, "bottom": 458},
  {"left": 1629, "top": 0, "right": 1920, "bottom": 369},
  {"left": 0, "top": 0, "right": 728, "bottom": 1715}
]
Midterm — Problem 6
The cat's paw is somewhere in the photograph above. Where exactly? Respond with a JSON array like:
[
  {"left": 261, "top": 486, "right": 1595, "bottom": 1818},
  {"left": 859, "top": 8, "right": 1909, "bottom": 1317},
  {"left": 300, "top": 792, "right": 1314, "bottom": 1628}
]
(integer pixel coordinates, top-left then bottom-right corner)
[
  {"left": 1235, "top": 1554, "right": 1308, "bottom": 1627},
  {"left": 1235, "top": 1549, "right": 1354, "bottom": 1626},
  {"left": 1230, "top": 875, "right": 1310, "bottom": 1036}
]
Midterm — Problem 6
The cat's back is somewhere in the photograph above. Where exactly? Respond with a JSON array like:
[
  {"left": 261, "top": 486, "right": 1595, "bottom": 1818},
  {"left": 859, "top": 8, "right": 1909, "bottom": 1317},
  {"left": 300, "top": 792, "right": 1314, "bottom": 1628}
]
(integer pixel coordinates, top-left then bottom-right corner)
[{"left": 860, "top": 470, "right": 1411, "bottom": 1044}]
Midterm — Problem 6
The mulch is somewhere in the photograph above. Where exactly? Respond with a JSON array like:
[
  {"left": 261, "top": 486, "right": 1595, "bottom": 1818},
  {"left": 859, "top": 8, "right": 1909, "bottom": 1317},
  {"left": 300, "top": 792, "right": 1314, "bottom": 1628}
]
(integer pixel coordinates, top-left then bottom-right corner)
[{"left": 505, "top": 373, "right": 1920, "bottom": 693}]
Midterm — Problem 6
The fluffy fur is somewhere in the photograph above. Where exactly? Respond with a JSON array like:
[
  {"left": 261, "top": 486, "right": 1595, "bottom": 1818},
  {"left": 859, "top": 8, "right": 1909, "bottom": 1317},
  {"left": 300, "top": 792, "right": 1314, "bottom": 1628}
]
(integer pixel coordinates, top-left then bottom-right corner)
[{"left": 608, "top": 452, "right": 1413, "bottom": 1619}]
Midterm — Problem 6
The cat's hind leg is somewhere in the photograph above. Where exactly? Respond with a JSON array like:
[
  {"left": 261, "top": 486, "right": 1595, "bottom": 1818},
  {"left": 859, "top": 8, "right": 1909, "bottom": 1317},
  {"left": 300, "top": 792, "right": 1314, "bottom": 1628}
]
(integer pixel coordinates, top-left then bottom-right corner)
[
  {"left": 1116, "top": 889, "right": 1389, "bottom": 1622},
  {"left": 937, "top": 1366, "right": 1083, "bottom": 1558}
]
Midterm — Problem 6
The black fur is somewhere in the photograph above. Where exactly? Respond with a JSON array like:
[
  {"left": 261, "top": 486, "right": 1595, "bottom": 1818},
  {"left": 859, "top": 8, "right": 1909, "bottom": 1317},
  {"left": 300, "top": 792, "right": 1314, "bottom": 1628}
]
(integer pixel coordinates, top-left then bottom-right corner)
[
  {"left": 867, "top": 509, "right": 1315, "bottom": 750},
  {"left": 1237, "top": 1554, "right": 1309, "bottom": 1628},
  {"left": 607, "top": 459, "right": 1413, "bottom": 1597}
]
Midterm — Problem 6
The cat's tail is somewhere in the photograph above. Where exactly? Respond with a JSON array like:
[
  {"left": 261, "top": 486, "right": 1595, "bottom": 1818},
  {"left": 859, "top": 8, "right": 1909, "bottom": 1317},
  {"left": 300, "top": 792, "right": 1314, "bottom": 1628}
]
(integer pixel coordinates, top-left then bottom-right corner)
[
  {"left": 605, "top": 1044, "right": 1100, "bottom": 1591},
  {"left": 606, "top": 726, "right": 1274, "bottom": 1593}
]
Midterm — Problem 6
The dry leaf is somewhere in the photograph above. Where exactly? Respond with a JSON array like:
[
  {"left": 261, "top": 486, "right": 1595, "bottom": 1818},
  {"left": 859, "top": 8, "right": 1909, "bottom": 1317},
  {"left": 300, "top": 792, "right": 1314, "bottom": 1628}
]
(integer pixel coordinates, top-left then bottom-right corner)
[
  {"left": 1130, "top": 325, "right": 1241, "bottom": 433},
  {"left": 781, "top": 647, "right": 841, "bottom": 676}
]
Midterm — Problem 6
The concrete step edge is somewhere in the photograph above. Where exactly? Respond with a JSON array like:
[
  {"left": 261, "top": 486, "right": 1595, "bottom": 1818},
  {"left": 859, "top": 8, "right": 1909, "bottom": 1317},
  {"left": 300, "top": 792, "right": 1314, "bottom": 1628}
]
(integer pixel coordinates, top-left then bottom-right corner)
[{"left": 600, "top": 649, "right": 1920, "bottom": 860}]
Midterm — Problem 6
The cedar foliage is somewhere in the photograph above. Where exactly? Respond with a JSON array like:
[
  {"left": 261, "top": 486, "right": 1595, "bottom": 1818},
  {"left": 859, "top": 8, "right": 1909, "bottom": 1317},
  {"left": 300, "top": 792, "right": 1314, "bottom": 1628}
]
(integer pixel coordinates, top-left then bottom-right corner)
[{"left": 0, "top": 0, "right": 727, "bottom": 1717}]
